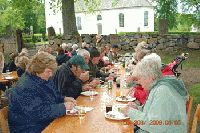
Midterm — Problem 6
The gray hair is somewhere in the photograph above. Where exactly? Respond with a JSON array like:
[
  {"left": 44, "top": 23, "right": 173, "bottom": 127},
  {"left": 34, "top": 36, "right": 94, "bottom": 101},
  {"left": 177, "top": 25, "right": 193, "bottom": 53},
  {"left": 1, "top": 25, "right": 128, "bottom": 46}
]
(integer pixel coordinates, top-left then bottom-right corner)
[
  {"left": 72, "top": 44, "right": 78, "bottom": 50},
  {"left": 133, "top": 53, "right": 162, "bottom": 80},
  {"left": 77, "top": 49, "right": 90, "bottom": 57},
  {"left": 61, "top": 43, "right": 67, "bottom": 50}
]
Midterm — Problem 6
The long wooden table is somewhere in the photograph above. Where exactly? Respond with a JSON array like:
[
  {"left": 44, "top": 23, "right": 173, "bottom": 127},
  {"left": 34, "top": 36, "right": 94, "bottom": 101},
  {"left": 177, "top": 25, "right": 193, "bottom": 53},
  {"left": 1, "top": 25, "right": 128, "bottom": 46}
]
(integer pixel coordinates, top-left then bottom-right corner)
[
  {"left": 0, "top": 71, "right": 18, "bottom": 83},
  {"left": 42, "top": 86, "right": 134, "bottom": 133}
]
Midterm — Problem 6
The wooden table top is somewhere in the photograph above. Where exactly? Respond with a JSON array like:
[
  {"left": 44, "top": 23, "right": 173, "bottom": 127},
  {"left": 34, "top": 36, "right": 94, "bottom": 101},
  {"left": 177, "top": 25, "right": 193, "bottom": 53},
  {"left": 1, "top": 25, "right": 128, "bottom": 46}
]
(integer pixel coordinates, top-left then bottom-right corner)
[
  {"left": 0, "top": 71, "right": 18, "bottom": 83},
  {"left": 42, "top": 86, "right": 134, "bottom": 133}
]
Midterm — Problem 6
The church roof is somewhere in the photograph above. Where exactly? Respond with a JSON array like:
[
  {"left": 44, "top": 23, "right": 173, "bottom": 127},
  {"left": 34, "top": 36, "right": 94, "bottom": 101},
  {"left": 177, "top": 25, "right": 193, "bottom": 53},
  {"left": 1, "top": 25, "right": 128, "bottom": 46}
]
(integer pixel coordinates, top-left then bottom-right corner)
[{"left": 75, "top": 0, "right": 153, "bottom": 12}]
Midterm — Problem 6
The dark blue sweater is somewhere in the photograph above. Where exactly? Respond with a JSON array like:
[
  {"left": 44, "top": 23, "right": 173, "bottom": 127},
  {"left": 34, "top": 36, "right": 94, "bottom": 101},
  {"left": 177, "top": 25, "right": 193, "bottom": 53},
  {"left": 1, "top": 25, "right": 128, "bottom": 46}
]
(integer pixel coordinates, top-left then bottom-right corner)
[{"left": 8, "top": 72, "right": 66, "bottom": 133}]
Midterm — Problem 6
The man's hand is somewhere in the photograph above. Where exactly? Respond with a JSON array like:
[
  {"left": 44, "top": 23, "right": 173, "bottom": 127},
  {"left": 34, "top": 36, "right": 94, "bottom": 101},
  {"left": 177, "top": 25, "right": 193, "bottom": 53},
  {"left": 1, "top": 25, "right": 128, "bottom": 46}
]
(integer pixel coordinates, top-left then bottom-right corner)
[
  {"left": 82, "top": 84, "right": 93, "bottom": 91},
  {"left": 89, "top": 78, "right": 100, "bottom": 87}
]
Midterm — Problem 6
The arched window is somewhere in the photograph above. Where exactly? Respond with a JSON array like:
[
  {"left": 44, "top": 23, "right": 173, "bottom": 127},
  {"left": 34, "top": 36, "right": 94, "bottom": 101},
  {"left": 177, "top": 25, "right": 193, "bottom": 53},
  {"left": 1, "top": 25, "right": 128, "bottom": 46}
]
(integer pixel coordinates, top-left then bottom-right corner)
[
  {"left": 97, "top": 15, "right": 102, "bottom": 21},
  {"left": 76, "top": 17, "right": 82, "bottom": 30},
  {"left": 144, "top": 11, "right": 148, "bottom": 26},
  {"left": 119, "top": 13, "right": 124, "bottom": 27}
]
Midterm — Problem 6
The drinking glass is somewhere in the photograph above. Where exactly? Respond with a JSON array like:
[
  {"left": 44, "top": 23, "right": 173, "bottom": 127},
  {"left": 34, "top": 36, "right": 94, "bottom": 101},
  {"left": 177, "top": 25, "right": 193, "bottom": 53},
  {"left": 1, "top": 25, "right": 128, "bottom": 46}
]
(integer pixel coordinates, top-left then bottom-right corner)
[
  {"left": 89, "top": 89, "right": 95, "bottom": 101},
  {"left": 78, "top": 107, "right": 85, "bottom": 120}
]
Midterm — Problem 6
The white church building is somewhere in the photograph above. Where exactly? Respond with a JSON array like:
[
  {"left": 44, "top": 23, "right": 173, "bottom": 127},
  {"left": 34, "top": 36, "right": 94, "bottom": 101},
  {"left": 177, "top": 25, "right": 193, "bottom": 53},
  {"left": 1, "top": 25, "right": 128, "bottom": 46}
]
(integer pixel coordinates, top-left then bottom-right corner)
[{"left": 45, "top": 0, "right": 154, "bottom": 35}]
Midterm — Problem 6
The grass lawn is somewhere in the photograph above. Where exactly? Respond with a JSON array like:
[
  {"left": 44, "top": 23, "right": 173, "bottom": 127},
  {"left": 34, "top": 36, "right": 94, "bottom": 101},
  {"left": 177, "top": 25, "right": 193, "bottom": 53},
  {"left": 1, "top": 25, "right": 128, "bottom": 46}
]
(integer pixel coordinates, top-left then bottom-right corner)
[{"left": 157, "top": 49, "right": 200, "bottom": 131}]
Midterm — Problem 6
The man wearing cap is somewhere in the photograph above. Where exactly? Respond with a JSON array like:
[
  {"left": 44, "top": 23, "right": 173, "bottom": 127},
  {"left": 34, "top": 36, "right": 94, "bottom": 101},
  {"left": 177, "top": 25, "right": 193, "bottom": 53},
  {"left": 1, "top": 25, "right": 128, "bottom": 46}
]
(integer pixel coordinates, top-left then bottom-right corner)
[{"left": 52, "top": 55, "right": 89, "bottom": 99}]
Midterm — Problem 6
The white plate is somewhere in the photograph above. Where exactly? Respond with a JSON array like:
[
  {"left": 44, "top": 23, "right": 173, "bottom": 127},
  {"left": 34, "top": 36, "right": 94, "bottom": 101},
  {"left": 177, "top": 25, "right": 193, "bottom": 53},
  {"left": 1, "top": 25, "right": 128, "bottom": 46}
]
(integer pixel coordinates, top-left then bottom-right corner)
[
  {"left": 105, "top": 111, "right": 129, "bottom": 120},
  {"left": 81, "top": 91, "right": 98, "bottom": 96},
  {"left": 4, "top": 76, "right": 14, "bottom": 80},
  {"left": 75, "top": 106, "right": 94, "bottom": 112},
  {"left": 116, "top": 96, "right": 136, "bottom": 102}
]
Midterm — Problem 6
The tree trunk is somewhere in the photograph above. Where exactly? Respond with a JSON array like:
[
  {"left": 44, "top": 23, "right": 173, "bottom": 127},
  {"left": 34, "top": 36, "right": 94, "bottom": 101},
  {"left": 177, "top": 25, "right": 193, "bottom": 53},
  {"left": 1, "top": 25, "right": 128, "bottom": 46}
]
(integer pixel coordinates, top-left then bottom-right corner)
[
  {"left": 47, "top": 26, "right": 56, "bottom": 39},
  {"left": 159, "top": 19, "right": 168, "bottom": 35},
  {"left": 16, "top": 29, "right": 24, "bottom": 53},
  {"left": 62, "top": 0, "right": 78, "bottom": 35}
]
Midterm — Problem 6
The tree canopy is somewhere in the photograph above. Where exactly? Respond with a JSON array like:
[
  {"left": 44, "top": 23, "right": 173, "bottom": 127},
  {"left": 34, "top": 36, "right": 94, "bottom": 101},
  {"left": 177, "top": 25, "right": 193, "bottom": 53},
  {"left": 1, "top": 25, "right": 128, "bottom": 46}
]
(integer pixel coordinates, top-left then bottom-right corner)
[
  {"left": 0, "top": 0, "right": 45, "bottom": 34},
  {"left": 180, "top": 0, "right": 200, "bottom": 27}
]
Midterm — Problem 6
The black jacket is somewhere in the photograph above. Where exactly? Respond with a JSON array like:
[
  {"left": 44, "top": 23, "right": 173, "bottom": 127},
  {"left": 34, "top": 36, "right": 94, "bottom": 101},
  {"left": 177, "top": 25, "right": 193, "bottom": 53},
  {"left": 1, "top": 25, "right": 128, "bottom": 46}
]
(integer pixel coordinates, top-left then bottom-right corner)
[
  {"left": 56, "top": 52, "right": 70, "bottom": 66},
  {"left": 52, "top": 63, "right": 83, "bottom": 99}
]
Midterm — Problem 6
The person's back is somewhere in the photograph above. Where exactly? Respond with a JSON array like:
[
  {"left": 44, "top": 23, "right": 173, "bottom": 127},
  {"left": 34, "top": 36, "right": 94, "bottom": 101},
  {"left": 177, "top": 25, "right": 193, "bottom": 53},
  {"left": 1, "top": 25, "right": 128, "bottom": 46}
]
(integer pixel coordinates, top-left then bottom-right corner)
[{"left": 8, "top": 73, "right": 65, "bottom": 133}]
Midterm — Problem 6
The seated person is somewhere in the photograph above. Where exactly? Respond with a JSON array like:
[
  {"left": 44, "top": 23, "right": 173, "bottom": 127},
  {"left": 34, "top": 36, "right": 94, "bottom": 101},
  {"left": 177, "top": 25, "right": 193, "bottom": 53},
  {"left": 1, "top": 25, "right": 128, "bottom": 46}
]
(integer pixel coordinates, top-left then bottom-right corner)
[
  {"left": 8, "top": 52, "right": 76, "bottom": 133},
  {"left": 108, "top": 44, "right": 120, "bottom": 63},
  {"left": 122, "top": 53, "right": 188, "bottom": 133},
  {"left": 6, "top": 52, "right": 18, "bottom": 72},
  {"left": 52, "top": 55, "right": 89, "bottom": 99},
  {"left": 56, "top": 47, "right": 70, "bottom": 66},
  {"left": 15, "top": 54, "right": 30, "bottom": 77},
  {"left": 88, "top": 47, "right": 109, "bottom": 81}
]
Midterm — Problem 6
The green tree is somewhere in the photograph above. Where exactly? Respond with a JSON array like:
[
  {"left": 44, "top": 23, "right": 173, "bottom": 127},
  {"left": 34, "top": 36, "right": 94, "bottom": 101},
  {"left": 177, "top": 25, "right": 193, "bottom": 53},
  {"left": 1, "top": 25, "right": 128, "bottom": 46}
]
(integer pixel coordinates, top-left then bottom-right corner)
[
  {"left": 11, "top": 0, "right": 46, "bottom": 34},
  {"left": 180, "top": 0, "right": 200, "bottom": 27},
  {"left": 0, "top": 0, "right": 24, "bottom": 34},
  {"left": 154, "top": 0, "right": 178, "bottom": 34}
]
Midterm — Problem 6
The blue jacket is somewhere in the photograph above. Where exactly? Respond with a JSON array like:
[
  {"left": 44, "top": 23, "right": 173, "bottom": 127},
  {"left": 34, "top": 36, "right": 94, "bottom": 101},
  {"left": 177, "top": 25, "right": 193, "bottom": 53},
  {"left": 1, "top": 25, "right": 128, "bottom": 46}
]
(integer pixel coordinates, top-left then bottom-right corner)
[
  {"left": 52, "top": 63, "right": 83, "bottom": 99},
  {"left": 8, "top": 72, "right": 66, "bottom": 133}
]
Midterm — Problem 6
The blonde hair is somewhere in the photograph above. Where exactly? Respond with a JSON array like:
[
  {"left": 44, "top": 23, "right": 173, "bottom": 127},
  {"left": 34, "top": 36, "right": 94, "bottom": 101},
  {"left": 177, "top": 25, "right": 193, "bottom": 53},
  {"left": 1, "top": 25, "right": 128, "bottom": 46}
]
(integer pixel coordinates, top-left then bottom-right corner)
[
  {"left": 15, "top": 56, "right": 30, "bottom": 70},
  {"left": 134, "top": 41, "right": 149, "bottom": 52},
  {"left": 27, "top": 52, "right": 57, "bottom": 75}
]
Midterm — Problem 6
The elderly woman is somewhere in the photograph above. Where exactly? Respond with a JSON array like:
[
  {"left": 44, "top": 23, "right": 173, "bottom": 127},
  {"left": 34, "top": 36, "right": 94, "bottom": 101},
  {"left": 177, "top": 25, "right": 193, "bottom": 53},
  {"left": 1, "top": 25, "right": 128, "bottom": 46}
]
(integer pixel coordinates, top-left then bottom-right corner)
[
  {"left": 8, "top": 52, "right": 76, "bottom": 133},
  {"left": 122, "top": 53, "right": 188, "bottom": 133}
]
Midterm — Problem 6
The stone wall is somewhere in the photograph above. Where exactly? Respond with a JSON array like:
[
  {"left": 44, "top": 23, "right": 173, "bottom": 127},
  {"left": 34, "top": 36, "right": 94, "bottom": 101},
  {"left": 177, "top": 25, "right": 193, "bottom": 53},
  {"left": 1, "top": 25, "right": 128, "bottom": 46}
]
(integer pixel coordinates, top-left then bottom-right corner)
[
  {"left": 0, "top": 36, "right": 18, "bottom": 54},
  {"left": 49, "top": 33, "right": 200, "bottom": 52}
]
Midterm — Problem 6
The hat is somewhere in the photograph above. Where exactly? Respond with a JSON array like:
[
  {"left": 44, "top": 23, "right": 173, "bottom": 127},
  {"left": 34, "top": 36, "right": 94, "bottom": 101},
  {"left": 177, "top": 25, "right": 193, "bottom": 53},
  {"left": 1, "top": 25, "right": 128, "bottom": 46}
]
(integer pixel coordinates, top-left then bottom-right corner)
[{"left": 68, "top": 55, "right": 89, "bottom": 70}]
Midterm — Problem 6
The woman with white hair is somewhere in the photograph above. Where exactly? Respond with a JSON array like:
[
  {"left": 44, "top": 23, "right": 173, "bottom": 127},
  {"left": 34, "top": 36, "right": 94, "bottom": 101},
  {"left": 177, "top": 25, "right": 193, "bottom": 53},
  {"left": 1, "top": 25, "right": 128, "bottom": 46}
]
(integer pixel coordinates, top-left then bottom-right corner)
[
  {"left": 71, "top": 44, "right": 78, "bottom": 56},
  {"left": 122, "top": 53, "right": 188, "bottom": 133}
]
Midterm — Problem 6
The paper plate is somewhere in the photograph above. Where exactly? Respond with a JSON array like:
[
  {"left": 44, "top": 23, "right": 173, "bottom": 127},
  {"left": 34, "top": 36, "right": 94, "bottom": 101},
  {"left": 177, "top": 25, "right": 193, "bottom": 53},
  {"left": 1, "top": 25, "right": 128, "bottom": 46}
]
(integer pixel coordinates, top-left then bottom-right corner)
[
  {"left": 105, "top": 111, "right": 129, "bottom": 120},
  {"left": 116, "top": 96, "right": 136, "bottom": 102},
  {"left": 81, "top": 91, "right": 98, "bottom": 96}
]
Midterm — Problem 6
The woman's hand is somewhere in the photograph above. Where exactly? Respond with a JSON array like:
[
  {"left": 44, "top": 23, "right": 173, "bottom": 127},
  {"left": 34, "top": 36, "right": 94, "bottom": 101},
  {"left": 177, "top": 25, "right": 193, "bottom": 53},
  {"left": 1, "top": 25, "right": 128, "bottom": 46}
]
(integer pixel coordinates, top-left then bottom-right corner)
[
  {"left": 64, "top": 97, "right": 77, "bottom": 105},
  {"left": 64, "top": 102, "right": 76, "bottom": 110},
  {"left": 121, "top": 102, "right": 138, "bottom": 116}
]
